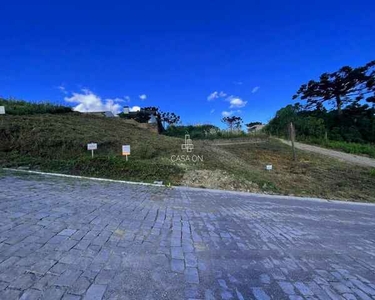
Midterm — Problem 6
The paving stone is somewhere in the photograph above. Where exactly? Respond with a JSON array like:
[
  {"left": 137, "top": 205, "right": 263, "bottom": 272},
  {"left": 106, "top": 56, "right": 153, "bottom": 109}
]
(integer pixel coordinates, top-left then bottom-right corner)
[
  {"left": 55, "top": 270, "right": 83, "bottom": 287},
  {"left": 10, "top": 273, "right": 38, "bottom": 290},
  {"left": 58, "top": 229, "right": 77, "bottom": 237},
  {"left": 352, "top": 280, "right": 375, "bottom": 296},
  {"left": 171, "top": 247, "right": 184, "bottom": 259},
  {"left": 288, "top": 296, "right": 304, "bottom": 300},
  {"left": 69, "top": 276, "right": 91, "bottom": 295},
  {"left": 41, "top": 286, "right": 65, "bottom": 299},
  {"left": 252, "top": 287, "right": 271, "bottom": 300},
  {"left": 278, "top": 281, "right": 296, "bottom": 295},
  {"left": 171, "top": 259, "right": 185, "bottom": 273},
  {"left": 32, "top": 273, "right": 57, "bottom": 290},
  {"left": 19, "top": 289, "right": 42, "bottom": 300},
  {"left": 83, "top": 284, "right": 107, "bottom": 300},
  {"left": 185, "top": 253, "right": 198, "bottom": 268},
  {"left": 0, "top": 288, "right": 22, "bottom": 300},
  {"left": 29, "top": 260, "right": 57, "bottom": 274},
  {"left": 294, "top": 282, "right": 314, "bottom": 296},
  {"left": 62, "top": 295, "right": 81, "bottom": 300},
  {"left": 2, "top": 174, "right": 375, "bottom": 300},
  {"left": 185, "top": 267, "right": 199, "bottom": 284},
  {"left": 95, "top": 269, "right": 116, "bottom": 285},
  {"left": 343, "top": 293, "right": 358, "bottom": 300},
  {"left": 48, "top": 235, "right": 69, "bottom": 244}
]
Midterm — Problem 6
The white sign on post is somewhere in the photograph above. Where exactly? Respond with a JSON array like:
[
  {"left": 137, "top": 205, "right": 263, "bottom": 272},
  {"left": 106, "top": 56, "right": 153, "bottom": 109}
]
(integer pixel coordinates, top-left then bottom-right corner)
[
  {"left": 122, "top": 145, "right": 130, "bottom": 161},
  {"left": 87, "top": 143, "right": 97, "bottom": 158},
  {"left": 266, "top": 164, "right": 273, "bottom": 171},
  {"left": 0, "top": 106, "right": 5, "bottom": 115}
]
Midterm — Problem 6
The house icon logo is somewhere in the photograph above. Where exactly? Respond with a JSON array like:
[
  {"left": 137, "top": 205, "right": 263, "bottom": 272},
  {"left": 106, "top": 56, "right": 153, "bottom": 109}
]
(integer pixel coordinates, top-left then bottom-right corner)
[
  {"left": 181, "top": 134, "right": 194, "bottom": 152},
  {"left": 171, "top": 133, "right": 203, "bottom": 162}
]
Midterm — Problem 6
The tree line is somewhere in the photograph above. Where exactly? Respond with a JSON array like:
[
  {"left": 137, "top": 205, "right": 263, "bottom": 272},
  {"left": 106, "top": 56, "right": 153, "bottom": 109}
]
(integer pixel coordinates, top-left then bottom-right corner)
[{"left": 266, "top": 60, "right": 375, "bottom": 144}]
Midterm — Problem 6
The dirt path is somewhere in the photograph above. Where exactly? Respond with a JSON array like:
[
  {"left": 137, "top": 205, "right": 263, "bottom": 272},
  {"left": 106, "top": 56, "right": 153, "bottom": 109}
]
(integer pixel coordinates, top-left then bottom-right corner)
[
  {"left": 279, "top": 139, "right": 375, "bottom": 168},
  {"left": 210, "top": 138, "right": 375, "bottom": 168}
]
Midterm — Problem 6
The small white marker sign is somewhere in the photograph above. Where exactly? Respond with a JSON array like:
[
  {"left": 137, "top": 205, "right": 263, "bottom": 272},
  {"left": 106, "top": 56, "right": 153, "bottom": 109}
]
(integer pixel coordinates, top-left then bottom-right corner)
[
  {"left": 0, "top": 106, "right": 5, "bottom": 115},
  {"left": 87, "top": 143, "right": 97, "bottom": 150},
  {"left": 87, "top": 143, "right": 97, "bottom": 158},
  {"left": 122, "top": 145, "right": 130, "bottom": 161},
  {"left": 266, "top": 164, "right": 273, "bottom": 171}
]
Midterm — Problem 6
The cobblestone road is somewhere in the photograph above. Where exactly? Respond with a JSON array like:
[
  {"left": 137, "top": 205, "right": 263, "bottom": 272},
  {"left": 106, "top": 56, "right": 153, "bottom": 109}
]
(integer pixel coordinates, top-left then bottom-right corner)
[{"left": 1, "top": 173, "right": 375, "bottom": 300}]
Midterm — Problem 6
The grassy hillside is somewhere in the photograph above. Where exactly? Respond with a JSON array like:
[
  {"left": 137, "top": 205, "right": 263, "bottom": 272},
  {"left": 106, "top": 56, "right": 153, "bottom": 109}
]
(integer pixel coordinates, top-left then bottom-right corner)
[
  {"left": 0, "top": 98, "right": 72, "bottom": 115},
  {"left": 0, "top": 113, "right": 184, "bottom": 182},
  {"left": 1, "top": 113, "right": 374, "bottom": 202}
]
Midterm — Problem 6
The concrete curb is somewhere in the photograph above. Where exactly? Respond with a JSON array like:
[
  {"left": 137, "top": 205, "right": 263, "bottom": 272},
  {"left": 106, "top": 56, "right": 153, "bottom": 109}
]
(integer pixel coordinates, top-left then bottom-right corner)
[
  {"left": 3, "top": 168, "right": 374, "bottom": 207},
  {"left": 2, "top": 168, "right": 165, "bottom": 187},
  {"left": 174, "top": 186, "right": 375, "bottom": 206}
]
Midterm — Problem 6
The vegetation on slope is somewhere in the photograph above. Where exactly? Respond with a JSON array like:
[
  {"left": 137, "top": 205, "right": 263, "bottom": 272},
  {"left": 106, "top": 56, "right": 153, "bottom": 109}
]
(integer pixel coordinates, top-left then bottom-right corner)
[
  {"left": 163, "top": 124, "right": 247, "bottom": 139},
  {"left": 0, "top": 114, "right": 184, "bottom": 183},
  {"left": 1, "top": 113, "right": 374, "bottom": 202},
  {"left": 0, "top": 98, "right": 72, "bottom": 115}
]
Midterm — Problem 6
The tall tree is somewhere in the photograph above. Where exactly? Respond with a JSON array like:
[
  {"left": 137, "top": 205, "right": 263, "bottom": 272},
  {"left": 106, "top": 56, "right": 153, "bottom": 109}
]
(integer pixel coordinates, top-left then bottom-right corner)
[
  {"left": 293, "top": 60, "right": 375, "bottom": 115},
  {"left": 160, "top": 112, "right": 181, "bottom": 127},
  {"left": 245, "top": 121, "right": 262, "bottom": 128},
  {"left": 221, "top": 116, "right": 243, "bottom": 132}
]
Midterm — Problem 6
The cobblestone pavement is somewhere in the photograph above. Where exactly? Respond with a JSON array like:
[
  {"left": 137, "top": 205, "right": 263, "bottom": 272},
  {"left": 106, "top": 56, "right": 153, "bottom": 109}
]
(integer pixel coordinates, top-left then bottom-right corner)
[{"left": 1, "top": 173, "right": 375, "bottom": 300}]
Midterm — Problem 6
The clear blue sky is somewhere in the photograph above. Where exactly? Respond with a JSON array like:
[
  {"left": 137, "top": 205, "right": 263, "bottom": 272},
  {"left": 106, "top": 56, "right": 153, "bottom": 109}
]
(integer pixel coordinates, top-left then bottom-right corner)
[{"left": 1, "top": 0, "right": 374, "bottom": 127}]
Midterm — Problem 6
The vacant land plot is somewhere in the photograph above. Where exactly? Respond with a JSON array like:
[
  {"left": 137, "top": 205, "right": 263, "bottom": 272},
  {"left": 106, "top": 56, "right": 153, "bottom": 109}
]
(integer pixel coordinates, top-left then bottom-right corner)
[
  {"left": 1, "top": 114, "right": 375, "bottom": 201},
  {"left": 183, "top": 139, "right": 375, "bottom": 202}
]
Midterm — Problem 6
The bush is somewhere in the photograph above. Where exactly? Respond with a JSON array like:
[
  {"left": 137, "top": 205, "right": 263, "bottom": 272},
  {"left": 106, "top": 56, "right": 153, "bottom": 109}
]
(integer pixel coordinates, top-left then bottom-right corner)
[
  {"left": 266, "top": 103, "right": 375, "bottom": 144},
  {"left": 164, "top": 124, "right": 220, "bottom": 139}
]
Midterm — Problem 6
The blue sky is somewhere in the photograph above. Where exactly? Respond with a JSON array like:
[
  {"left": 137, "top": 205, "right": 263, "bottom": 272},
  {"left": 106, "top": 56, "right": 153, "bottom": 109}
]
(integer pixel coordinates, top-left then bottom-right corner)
[{"left": 1, "top": 1, "right": 374, "bottom": 127}]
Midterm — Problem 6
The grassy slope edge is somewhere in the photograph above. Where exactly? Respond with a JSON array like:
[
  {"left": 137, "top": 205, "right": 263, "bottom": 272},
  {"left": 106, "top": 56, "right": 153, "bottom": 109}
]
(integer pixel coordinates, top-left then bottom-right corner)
[{"left": 1, "top": 113, "right": 374, "bottom": 202}]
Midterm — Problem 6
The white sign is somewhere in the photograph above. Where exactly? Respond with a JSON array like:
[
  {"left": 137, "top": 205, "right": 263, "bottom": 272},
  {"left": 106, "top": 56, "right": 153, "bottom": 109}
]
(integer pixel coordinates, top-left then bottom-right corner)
[
  {"left": 0, "top": 106, "right": 5, "bottom": 115},
  {"left": 122, "top": 145, "right": 130, "bottom": 155},
  {"left": 266, "top": 164, "right": 273, "bottom": 171},
  {"left": 87, "top": 143, "right": 97, "bottom": 150}
]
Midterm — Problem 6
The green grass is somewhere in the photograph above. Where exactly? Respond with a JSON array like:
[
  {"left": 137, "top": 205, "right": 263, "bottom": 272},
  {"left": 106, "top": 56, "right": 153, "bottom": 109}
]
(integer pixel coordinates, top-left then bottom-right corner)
[
  {"left": 213, "top": 139, "right": 375, "bottom": 201},
  {"left": 1, "top": 155, "right": 182, "bottom": 183},
  {"left": 0, "top": 113, "right": 185, "bottom": 183},
  {"left": 1, "top": 113, "right": 375, "bottom": 202},
  {"left": 0, "top": 98, "right": 72, "bottom": 115},
  {"left": 302, "top": 138, "right": 375, "bottom": 158}
]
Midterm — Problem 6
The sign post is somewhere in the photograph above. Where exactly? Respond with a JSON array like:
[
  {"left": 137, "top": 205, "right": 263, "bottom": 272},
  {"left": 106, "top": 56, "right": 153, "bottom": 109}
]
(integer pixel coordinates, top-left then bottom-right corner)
[
  {"left": 122, "top": 145, "right": 130, "bottom": 161},
  {"left": 87, "top": 143, "right": 97, "bottom": 158},
  {"left": 0, "top": 106, "right": 5, "bottom": 115}
]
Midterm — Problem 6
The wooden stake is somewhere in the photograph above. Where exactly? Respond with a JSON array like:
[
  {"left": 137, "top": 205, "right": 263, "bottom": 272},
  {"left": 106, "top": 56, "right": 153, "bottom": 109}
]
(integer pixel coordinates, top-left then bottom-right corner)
[{"left": 289, "top": 122, "right": 296, "bottom": 161}]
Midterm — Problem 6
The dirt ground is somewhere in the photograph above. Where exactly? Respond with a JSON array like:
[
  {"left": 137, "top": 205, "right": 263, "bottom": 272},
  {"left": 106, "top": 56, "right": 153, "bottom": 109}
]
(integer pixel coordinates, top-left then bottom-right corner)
[{"left": 279, "top": 139, "right": 375, "bottom": 168}]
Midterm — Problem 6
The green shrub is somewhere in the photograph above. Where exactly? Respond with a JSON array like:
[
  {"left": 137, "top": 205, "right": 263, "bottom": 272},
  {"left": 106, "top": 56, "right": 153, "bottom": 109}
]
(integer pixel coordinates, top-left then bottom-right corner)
[{"left": 163, "top": 124, "right": 248, "bottom": 140}]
